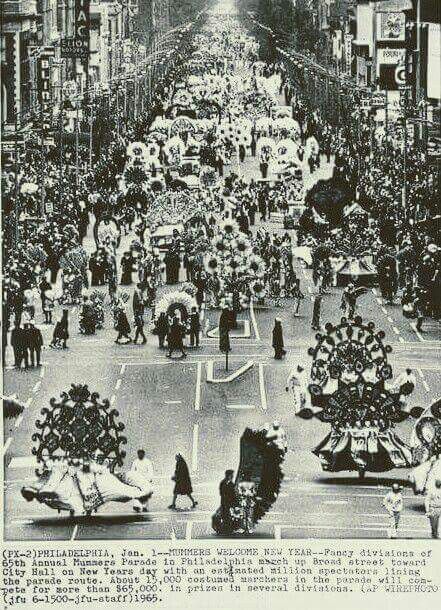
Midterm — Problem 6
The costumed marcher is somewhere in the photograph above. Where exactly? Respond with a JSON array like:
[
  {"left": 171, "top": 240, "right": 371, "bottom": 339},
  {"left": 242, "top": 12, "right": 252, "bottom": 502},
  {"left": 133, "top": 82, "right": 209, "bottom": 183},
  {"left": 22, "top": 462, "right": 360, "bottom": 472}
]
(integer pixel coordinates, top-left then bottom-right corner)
[
  {"left": 169, "top": 454, "right": 197, "bottom": 510},
  {"left": 311, "top": 293, "right": 322, "bottom": 330},
  {"left": 272, "top": 318, "right": 286, "bottom": 360},
  {"left": 42, "top": 286, "right": 55, "bottom": 324},
  {"left": 383, "top": 483, "right": 403, "bottom": 539},
  {"left": 166, "top": 316, "right": 187, "bottom": 358},
  {"left": 164, "top": 248, "right": 181, "bottom": 284},
  {"left": 237, "top": 472, "right": 257, "bottom": 534},
  {"left": 425, "top": 479, "right": 441, "bottom": 539},
  {"left": 154, "top": 312, "right": 169, "bottom": 349},
  {"left": 286, "top": 364, "right": 307, "bottom": 414},
  {"left": 80, "top": 296, "right": 96, "bottom": 335},
  {"left": 50, "top": 310, "right": 69, "bottom": 349},
  {"left": 22, "top": 323, "right": 32, "bottom": 368},
  {"left": 130, "top": 449, "right": 154, "bottom": 513},
  {"left": 134, "top": 308, "right": 147, "bottom": 345},
  {"left": 341, "top": 283, "right": 357, "bottom": 319},
  {"left": 120, "top": 251, "right": 135, "bottom": 286},
  {"left": 292, "top": 279, "right": 304, "bottom": 317}
]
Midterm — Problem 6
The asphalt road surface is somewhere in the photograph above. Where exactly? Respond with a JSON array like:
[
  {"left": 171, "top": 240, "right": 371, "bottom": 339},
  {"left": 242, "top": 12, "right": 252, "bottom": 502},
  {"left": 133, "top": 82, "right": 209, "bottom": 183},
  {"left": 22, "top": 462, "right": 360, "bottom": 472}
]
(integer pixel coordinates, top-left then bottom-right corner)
[{"left": 3, "top": 155, "right": 440, "bottom": 542}]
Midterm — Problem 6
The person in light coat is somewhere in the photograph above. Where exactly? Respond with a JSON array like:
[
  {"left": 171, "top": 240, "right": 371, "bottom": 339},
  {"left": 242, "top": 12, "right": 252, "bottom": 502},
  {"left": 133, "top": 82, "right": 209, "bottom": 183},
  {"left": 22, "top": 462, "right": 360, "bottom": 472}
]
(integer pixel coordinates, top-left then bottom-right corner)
[
  {"left": 130, "top": 449, "right": 154, "bottom": 512},
  {"left": 383, "top": 483, "right": 403, "bottom": 538},
  {"left": 425, "top": 479, "right": 441, "bottom": 539}
]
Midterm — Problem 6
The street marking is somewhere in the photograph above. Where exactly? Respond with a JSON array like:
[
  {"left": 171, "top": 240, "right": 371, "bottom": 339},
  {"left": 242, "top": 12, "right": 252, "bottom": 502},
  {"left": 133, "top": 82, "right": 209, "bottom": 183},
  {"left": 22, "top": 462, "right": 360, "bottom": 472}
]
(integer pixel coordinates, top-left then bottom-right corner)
[
  {"left": 33, "top": 381, "right": 41, "bottom": 393},
  {"left": 25, "top": 398, "right": 33, "bottom": 408},
  {"left": 200, "top": 303, "right": 206, "bottom": 323},
  {"left": 409, "top": 321, "right": 440, "bottom": 344},
  {"left": 164, "top": 400, "right": 182, "bottom": 405},
  {"left": 3, "top": 438, "right": 12, "bottom": 453},
  {"left": 392, "top": 326, "right": 400, "bottom": 336},
  {"left": 399, "top": 337, "right": 405, "bottom": 343},
  {"left": 70, "top": 525, "right": 78, "bottom": 541},
  {"left": 15, "top": 415, "right": 23, "bottom": 428},
  {"left": 115, "top": 378, "right": 122, "bottom": 391},
  {"left": 195, "top": 361, "right": 202, "bottom": 411},
  {"left": 323, "top": 500, "right": 348, "bottom": 505},
  {"left": 110, "top": 394, "right": 116, "bottom": 405},
  {"left": 279, "top": 524, "right": 427, "bottom": 534},
  {"left": 418, "top": 369, "right": 430, "bottom": 392},
  {"left": 372, "top": 289, "right": 377, "bottom": 296},
  {"left": 274, "top": 525, "right": 281, "bottom": 539},
  {"left": 376, "top": 298, "right": 382, "bottom": 306},
  {"left": 120, "top": 364, "right": 126, "bottom": 375},
  {"left": 192, "top": 424, "right": 199, "bottom": 473},
  {"left": 249, "top": 298, "right": 260, "bottom": 341},
  {"left": 170, "top": 526, "right": 176, "bottom": 541},
  {"left": 226, "top": 404, "right": 255, "bottom": 409},
  {"left": 7, "top": 456, "right": 36, "bottom": 469},
  {"left": 39, "top": 366, "right": 46, "bottom": 378},
  {"left": 259, "top": 363, "right": 267, "bottom": 411},
  {"left": 185, "top": 521, "right": 193, "bottom": 541}
]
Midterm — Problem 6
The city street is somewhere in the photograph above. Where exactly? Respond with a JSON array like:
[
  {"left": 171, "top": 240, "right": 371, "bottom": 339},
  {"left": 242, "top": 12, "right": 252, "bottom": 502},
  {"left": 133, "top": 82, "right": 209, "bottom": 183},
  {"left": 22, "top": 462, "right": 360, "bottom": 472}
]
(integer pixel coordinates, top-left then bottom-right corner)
[
  {"left": 4, "top": 200, "right": 440, "bottom": 539},
  {"left": 2, "top": 0, "right": 440, "bottom": 544}
]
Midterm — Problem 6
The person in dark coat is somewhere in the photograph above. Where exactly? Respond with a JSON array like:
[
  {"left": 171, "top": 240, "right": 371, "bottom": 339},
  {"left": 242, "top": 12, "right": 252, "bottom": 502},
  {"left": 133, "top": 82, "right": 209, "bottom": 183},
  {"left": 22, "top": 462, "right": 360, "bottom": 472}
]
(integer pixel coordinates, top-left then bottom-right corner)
[
  {"left": 28, "top": 320, "right": 43, "bottom": 367},
  {"left": 154, "top": 312, "right": 169, "bottom": 349},
  {"left": 250, "top": 131, "right": 257, "bottom": 157},
  {"left": 132, "top": 284, "right": 145, "bottom": 317},
  {"left": 10, "top": 324, "right": 25, "bottom": 368},
  {"left": 219, "top": 469, "right": 236, "bottom": 532},
  {"left": 248, "top": 201, "right": 257, "bottom": 226},
  {"left": 238, "top": 143, "right": 246, "bottom": 163},
  {"left": 272, "top": 318, "right": 286, "bottom": 360},
  {"left": 50, "top": 310, "right": 69, "bottom": 349},
  {"left": 169, "top": 454, "right": 197, "bottom": 510},
  {"left": 237, "top": 209, "right": 249, "bottom": 234},
  {"left": 164, "top": 249, "right": 180, "bottom": 284},
  {"left": 194, "top": 272, "right": 205, "bottom": 311},
  {"left": 80, "top": 296, "right": 96, "bottom": 335},
  {"left": 120, "top": 251, "right": 135, "bottom": 286},
  {"left": 189, "top": 306, "right": 201, "bottom": 347},
  {"left": 115, "top": 306, "right": 132, "bottom": 344},
  {"left": 133, "top": 309, "right": 147, "bottom": 345},
  {"left": 311, "top": 293, "right": 323, "bottom": 330},
  {"left": 166, "top": 316, "right": 187, "bottom": 358},
  {"left": 89, "top": 250, "right": 106, "bottom": 286}
]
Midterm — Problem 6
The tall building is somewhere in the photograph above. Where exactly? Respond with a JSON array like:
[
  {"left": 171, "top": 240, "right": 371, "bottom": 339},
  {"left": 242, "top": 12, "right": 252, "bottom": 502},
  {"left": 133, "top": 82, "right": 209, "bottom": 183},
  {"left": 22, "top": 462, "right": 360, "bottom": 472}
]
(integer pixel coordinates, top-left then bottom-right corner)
[{"left": 1, "top": 0, "right": 39, "bottom": 126}]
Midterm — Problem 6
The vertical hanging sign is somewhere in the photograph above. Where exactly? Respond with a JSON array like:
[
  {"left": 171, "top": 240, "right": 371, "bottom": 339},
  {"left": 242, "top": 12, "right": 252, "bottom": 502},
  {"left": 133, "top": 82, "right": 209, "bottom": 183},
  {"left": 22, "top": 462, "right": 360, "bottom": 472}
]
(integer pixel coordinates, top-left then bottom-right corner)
[
  {"left": 75, "top": 0, "right": 90, "bottom": 60},
  {"left": 37, "top": 47, "right": 56, "bottom": 133},
  {"left": 62, "top": 0, "right": 90, "bottom": 58}
]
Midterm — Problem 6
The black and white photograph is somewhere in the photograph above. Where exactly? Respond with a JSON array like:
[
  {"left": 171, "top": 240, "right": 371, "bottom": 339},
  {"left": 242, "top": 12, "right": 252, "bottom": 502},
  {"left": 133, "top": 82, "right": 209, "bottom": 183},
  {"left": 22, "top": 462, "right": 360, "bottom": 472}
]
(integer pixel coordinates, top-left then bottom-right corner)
[{"left": 1, "top": 0, "right": 441, "bottom": 548}]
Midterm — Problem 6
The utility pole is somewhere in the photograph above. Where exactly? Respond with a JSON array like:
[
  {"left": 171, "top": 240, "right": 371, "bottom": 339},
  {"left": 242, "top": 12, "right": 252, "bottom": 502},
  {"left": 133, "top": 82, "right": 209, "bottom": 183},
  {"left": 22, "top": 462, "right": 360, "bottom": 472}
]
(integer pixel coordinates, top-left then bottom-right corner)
[
  {"left": 59, "top": 87, "right": 64, "bottom": 212},
  {"left": 13, "top": 104, "right": 20, "bottom": 243},
  {"left": 415, "top": 0, "right": 421, "bottom": 105},
  {"left": 40, "top": 115, "right": 46, "bottom": 217}
]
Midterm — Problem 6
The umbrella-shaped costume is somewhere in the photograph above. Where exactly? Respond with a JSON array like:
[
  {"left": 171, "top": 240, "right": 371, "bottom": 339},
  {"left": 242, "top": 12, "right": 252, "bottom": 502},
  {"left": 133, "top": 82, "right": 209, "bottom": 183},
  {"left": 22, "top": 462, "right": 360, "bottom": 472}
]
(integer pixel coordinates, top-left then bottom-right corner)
[
  {"left": 21, "top": 384, "right": 153, "bottom": 515},
  {"left": 297, "top": 317, "right": 423, "bottom": 477}
]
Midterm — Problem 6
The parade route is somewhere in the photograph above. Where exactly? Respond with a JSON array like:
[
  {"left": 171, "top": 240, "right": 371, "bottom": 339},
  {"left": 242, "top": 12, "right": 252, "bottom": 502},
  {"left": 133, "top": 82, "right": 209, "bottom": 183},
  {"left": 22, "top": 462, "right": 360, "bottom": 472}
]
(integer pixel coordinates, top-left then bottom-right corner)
[{"left": 2, "top": 0, "right": 440, "bottom": 546}]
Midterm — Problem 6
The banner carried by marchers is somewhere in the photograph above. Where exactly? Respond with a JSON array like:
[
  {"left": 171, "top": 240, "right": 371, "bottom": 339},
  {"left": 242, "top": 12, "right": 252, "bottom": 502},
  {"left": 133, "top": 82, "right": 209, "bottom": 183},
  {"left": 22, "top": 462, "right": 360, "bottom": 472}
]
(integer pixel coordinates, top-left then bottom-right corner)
[{"left": 61, "top": 0, "right": 90, "bottom": 60}]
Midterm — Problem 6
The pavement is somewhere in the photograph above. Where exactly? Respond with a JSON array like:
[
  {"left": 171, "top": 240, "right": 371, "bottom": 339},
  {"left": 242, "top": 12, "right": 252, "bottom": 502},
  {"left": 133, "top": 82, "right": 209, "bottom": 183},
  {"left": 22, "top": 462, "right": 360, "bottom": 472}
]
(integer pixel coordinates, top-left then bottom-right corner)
[{"left": 3, "top": 117, "right": 441, "bottom": 542}]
